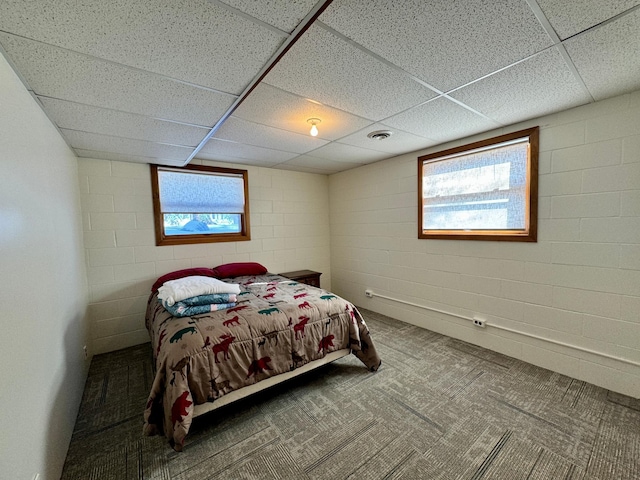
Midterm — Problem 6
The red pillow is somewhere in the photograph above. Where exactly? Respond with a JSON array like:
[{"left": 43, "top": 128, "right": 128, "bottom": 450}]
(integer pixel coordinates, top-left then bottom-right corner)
[
  {"left": 212, "top": 262, "right": 268, "bottom": 278},
  {"left": 151, "top": 268, "right": 218, "bottom": 292}
]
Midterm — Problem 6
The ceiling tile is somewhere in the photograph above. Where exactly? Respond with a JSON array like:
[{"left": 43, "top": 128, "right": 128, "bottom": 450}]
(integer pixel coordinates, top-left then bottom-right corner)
[
  {"left": 0, "top": 0, "right": 286, "bottom": 94},
  {"left": 383, "top": 97, "right": 498, "bottom": 143},
  {"left": 39, "top": 97, "right": 209, "bottom": 147},
  {"left": 75, "top": 149, "right": 185, "bottom": 166},
  {"left": 274, "top": 163, "right": 336, "bottom": 175},
  {"left": 278, "top": 155, "right": 364, "bottom": 174},
  {"left": 303, "top": 142, "right": 390, "bottom": 163},
  {"left": 263, "top": 24, "right": 438, "bottom": 121},
  {"left": 217, "top": 0, "right": 318, "bottom": 33},
  {"left": 0, "top": 33, "right": 236, "bottom": 126},
  {"left": 450, "top": 47, "right": 592, "bottom": 125},
  {"left": 320, "top": 0, "right": 553, "bottom": 92},
  {"left": 199, "top": 138, "right": 299, "bottom": 163},
  {"left": 564, "top": 9, "right": 640, "bottom": 101},
  {"left": 61, "top": 129, "right": 193, "bottom": 162},
  {"left": 233, "top": 83, "right": 374, "bottom": 140},
  {"left": 213, "top": 116, "right": 329, "bottom": 153},
  {"left": 195, "top": 151, "right": 281, "bottom": 168},
  {"left": 337, "top": 123, "right": 436, "bottom": 154},
  {"left": 537, "top": 0, "right": 640, "bottom": 39}
]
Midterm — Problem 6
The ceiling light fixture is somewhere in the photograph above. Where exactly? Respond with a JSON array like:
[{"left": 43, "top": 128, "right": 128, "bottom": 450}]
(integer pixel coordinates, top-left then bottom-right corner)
[{"left": 307, "top": 118, "right": 321, "bottom": 137}]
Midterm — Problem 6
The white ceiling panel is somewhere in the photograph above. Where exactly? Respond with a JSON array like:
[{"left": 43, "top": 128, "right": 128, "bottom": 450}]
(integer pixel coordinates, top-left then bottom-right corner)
[
  {"left": 383, "top": 97, "right": 498, "bottom": 143},
  {"left": 213, "top": 116, "right": 329, "bottom": 153},
  {"left": 195, "top": 151, "right": 282, "bottom": 168},
  {"left": 564, "top": 9, "right": 640, "bottom": 101},
  {"left": 39, "top": 97, "right": 209, "bottom": 147},
  {"left": 61, "top": 129, "right": 193, "bottom": 162},
  {"left": 0, "top": 33, "right": 236, "bottom": 126},
  {"left": 303, "top": 142, "right": 391, "bottom": 164},
  {"left": 75, "top": 149, "right": 186, "bottom": 167},
  {"left": 263, "top": 24, "right": 438, "bottom": 121},
  {"left": 216, "top": 0, "right": 319, "bottom": 33},
  {"left": 320, "top": 0, "right": 553, "bottom": 92},
  {"left": 0, "top": 0, "right": 286, "bottom": 94},
  {"left": 451, "top": 47, "right": 592, "bottom": 126},
  {"left": 274, "top": 163, "right": 340, "bottom": 175},
  {"left": 199, "top": 138, "right": 299, "bottom": 163},
  {"left": 278, "top": 155, "right": 364, "bottom": 174},
  {"left": 337, "top": 123, "right": 436, "bottom": 155},
  {"left": 2, "top": 1, "right": 639, "bottom": 174},
  {"left": 536, "top": 0, "right": 640, "bottom": 39},
  {"left": 232, "top": 83, "right": 374, "bottom": 140}
]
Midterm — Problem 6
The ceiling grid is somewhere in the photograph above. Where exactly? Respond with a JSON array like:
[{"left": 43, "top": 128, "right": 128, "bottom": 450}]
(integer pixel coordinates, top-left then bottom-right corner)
[{"left": 0, "top": 0, "right": 638, "bottom": 174}]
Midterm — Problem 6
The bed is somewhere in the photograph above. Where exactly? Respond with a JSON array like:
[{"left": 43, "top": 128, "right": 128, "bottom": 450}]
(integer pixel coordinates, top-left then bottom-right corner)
[{"left": 142, "top": 263, "right": 381, "bottom": 451}]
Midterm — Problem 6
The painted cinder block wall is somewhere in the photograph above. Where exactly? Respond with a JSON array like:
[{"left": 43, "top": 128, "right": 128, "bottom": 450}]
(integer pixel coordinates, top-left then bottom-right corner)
[
  {"left": 79, "top": 158, "right": 331, "bottom": 354},
  {"left": 329, "top": 90, "right": 640, "bottom": 399}
]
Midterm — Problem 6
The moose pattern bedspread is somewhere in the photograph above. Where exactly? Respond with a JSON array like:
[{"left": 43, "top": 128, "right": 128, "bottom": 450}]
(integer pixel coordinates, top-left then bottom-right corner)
[{"left": 143, "top": 273, "right": 381, "bottom": 449}]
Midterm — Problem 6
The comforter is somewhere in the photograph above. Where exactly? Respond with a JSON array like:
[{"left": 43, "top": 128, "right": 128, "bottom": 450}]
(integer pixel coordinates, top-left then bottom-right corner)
[{"left": 143, "top": 274, "right": 381, "bottom": 450}]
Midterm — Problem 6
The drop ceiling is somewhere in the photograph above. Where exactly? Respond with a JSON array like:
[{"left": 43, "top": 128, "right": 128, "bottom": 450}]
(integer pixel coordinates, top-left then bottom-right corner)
[{"left": 1, "top": 0, "right": 639, "bottom": 174}]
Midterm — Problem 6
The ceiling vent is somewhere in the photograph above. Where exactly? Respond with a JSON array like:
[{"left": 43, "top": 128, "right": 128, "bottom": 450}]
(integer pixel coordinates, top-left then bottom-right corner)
[{"left": 367, "top": 130, "right": 393, "bottom": 140}]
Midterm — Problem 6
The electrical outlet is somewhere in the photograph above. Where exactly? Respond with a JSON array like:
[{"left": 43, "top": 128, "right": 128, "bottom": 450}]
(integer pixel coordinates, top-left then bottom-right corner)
[
  {"left": 472, "top": 316, "right": 486, "bottom": 328},
  {"left": 83, "top": 345, "right": 88, "bottom": 360},
  {"left": 365, "top": 289, "right": 373, "bottom": 298}
]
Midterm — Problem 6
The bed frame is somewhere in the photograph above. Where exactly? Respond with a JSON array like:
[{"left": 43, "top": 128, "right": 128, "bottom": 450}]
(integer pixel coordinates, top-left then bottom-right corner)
[{"left": 193, "top": 348, "right": 351, "bottom": 417}]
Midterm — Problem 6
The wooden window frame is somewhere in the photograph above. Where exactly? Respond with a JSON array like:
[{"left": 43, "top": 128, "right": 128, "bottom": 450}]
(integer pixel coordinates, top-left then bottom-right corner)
[
  {"left": 418, "top": 127, "right": 538, "bottom": 242},
  {"left": 151, "top": 164, "right": 251, "bottom": 246}
]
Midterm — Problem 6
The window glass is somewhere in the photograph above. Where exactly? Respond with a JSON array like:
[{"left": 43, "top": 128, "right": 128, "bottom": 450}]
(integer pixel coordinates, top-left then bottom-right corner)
[
  {"left": 151, "top": 164, "right": 250, "bottom": 245},
  {"left": 418, "top": 127, "right": 538, "bottom": 241}
]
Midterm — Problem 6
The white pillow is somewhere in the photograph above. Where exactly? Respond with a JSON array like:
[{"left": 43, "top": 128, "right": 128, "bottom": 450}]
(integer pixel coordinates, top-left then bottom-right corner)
[{"left": 157, "top": 276, "right": 241, "bottom": 306}]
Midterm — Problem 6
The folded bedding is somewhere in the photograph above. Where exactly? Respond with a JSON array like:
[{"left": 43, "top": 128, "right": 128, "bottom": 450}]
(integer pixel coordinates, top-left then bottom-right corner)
[
  {"left": 160, "top": 293, "right": 237, "bottom": 309},
  {"left": 163, "top": 302, "right": 237, "bottom": 317},
  {"left": 157, "top": 276, "right": 241, "bottom": 306}
]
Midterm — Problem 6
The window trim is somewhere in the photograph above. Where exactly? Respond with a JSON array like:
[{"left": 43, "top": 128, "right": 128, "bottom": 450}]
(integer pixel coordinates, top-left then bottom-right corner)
[
  {"left": 151, "top": 164, "right": 251, "bottom": 246},
  {"left": 418, "top": 126, "right": 538, "bottom": 242}
]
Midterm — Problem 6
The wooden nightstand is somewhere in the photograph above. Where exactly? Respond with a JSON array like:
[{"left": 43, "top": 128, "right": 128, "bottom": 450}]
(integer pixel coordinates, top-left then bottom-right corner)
[{"left": 278, "top": 269, "right": 322, "bottom": 288}]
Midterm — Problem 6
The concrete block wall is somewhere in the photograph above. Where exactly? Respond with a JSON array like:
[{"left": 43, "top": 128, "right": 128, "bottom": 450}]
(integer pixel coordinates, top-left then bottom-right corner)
[
  {"left": 79, "top": 159, "right": 331, "bottom": 354},
  {"left": 329, "top": 90, "right": 640, "bottom": 398}
]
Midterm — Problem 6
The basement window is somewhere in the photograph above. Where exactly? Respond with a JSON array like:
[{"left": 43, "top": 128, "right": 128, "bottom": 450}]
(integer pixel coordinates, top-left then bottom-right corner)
[
  {"left": 151, "top": 164, "right": 250, "bottom": 246},
  {"left": 418, "top": 127, "right": 538, "bottom": 242}
]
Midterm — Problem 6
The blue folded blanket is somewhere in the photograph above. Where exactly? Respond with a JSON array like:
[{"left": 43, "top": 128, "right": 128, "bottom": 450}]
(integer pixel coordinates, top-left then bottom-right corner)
[
  {"left": 161, "top": 293, "right": 238, "bottom": 317},
  {"left": 164, "top": 302, "right": 237, "bottom": 317},
  {"left": 161, "top": 293, "right": 237, "bottom": 309}
]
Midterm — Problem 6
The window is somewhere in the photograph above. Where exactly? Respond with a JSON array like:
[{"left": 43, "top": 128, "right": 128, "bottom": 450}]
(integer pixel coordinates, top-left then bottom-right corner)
[
  {"left": 418, "top": 127, "right": 538, "bottom": 241},
  {"left": 151, "top": 164, "right": 250, "bottom": 246}
]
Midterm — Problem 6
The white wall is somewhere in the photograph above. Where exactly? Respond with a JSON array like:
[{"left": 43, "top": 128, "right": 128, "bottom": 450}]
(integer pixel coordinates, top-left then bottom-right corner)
[
  {"left": 79, "top": 158, "right": 331, "bottom": 353},
  {"left": 0, "top": 55, "right": 90, "bottom": 479},
  {"left": 330, "top": 90, "right": 640, "bottom": 399}
]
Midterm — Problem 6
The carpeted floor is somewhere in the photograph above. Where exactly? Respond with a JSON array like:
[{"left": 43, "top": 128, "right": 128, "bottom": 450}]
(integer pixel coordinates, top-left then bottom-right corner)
[{"left": 61, "top": 308, "right": 640, "bottom": 479}]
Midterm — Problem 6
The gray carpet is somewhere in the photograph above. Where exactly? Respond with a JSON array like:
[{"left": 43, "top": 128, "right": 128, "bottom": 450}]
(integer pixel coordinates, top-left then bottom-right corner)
[{"left": 62, "top": 308, "right": 640, "bottom": 479}]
